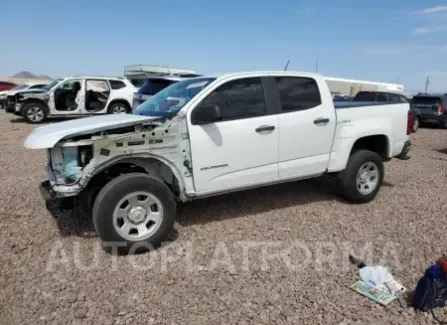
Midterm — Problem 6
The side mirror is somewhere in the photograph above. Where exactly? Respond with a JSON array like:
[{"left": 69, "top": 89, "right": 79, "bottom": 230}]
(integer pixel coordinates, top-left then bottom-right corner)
[{"left": 192, "top": 104, "right": 222, "bottom": 125}]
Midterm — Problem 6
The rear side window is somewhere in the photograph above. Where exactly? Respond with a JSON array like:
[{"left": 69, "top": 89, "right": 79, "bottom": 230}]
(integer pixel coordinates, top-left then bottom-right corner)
[
  {"left": 275, "top": 77, "right": 321, "bottom": 111},
  {"left": 376, "top": 93, "right": 388, "bottom": 102},
  {"left": 200, "top": 77, "right": 266, "bottom": 121},
  {"left": 398, "top": 96, "right": 409, "bottom": 103},
  {"left": 138, "top": 79, "right": 176, "bottom": 96},
  {"left": 109, "top": 80, "right": 127, "bottom": 90},
  {"left": 388, "top": 94, "right": 400, "bottom": 103},
  {"left": 353, "top": 92, "right": 375, "bottom": 101},
  {"left": 412, "top": 96, "right": 442, "bottom": 105}
]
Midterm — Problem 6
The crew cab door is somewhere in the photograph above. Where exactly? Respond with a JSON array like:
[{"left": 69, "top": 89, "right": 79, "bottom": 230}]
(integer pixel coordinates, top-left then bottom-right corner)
[
  {"left": 274, "top": 76, "right": 336, "bottom": 179},
  {"left": 187, "top": 77, "right": 279, "bottom": 193},
  {"left": 49, "top": 79, "right": 85, "bottom": 115}
]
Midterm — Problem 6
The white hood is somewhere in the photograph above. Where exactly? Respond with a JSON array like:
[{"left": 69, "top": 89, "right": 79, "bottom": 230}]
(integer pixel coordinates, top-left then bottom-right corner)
[{"left": 24, "top": 114, "right": 161, "bottom": 149}]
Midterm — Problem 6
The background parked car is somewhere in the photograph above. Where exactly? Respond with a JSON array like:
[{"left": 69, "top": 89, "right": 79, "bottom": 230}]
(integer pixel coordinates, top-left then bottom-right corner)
[
  {"left": 4, "top": 83, "right": 49, "bottom": 113},
  {"left": 15, "top": 76, "right": 137, "bottom": 123},
  {"left": 0, "top": 81, "right": 18, "bottom": 92},
  {"left": 353, "top": 90, "right": 421, "bottom": 132},
  {"left": 410, "top": 93, "right": 447, "bottom": 129},
  {"left": 132, "top": 76, "right": 200, "bottom": 113}
]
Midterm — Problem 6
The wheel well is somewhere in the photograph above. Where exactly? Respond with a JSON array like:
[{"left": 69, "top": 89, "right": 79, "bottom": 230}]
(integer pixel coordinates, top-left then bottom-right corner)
[
  {"left": 108, "top": 99, "right": 131, "bottom": 112},
  {"left": 350, "top": 135, "right": 389, "bottom": 160},
  {"left": 22, "top": 99, "right": 47, "bottom": 109},
  {"left": 84, "top": 158, "right": 181, "bottom": 205}
]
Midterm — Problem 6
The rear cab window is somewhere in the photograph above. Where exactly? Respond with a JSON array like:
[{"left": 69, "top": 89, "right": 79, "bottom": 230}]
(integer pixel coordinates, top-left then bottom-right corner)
[
  {"left": 353, "top": 92, "right": 376, "bottom": 101},
  {"left": 275, "top": 77, "right": 322, "bottom": 112}
]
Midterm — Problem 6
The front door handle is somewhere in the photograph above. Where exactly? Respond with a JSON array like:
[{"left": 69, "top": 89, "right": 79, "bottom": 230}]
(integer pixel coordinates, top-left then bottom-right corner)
[
  {"left": 314, "top": 117, "right": 330, "bottom": 125},
  {"left": 255, "top": 125, "right": 275, "bottom": 132}
]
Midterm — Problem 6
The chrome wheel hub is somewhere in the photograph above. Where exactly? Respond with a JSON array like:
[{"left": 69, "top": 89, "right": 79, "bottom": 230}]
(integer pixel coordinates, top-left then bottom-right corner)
[
  {"left": 356, "top": 162, "right": 379, "bottom": 195},
  {"left": 128, "top": 206, "right": 147, "bottom": 224},
  {"left": 112, "top": 191, "right": 163, "bottom": 241}
]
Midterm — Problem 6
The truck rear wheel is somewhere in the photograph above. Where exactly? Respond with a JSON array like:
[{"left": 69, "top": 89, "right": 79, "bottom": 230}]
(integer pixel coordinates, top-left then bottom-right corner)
[
  {"left": 92, "top": 173, "right": 176, "bottom": 253},
  {"left": 336, "top": 150, "right": 384, "bottom": 203}
]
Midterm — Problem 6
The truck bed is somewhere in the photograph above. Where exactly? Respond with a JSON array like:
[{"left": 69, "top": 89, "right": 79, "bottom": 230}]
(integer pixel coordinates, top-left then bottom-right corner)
[{"left": 334, "top": 101, "right": 397, "bottom": 109}]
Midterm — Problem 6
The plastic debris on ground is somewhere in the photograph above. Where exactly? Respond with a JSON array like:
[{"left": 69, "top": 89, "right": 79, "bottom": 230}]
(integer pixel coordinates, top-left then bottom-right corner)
[{"left": 349, "top": 255, "right": 407, "bottom": 305}]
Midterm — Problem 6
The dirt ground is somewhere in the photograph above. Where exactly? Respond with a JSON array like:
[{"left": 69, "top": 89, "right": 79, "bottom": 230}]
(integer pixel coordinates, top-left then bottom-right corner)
[{"left": 1, "top": 110, "right": 447, "bottom": 325}]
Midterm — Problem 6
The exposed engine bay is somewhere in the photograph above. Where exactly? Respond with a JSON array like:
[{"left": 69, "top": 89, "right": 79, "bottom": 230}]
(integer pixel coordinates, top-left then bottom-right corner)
[{"left": 44, "top": 117, "right": 193, "bottom": 201}]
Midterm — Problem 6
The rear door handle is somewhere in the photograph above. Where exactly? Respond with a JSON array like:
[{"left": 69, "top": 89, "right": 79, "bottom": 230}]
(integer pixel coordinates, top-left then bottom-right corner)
[
  {"left": 314, "top": 117, "right": 330, "bottom": 125},
  {"left": 255, "top": 125, "right": 275, "bottom": 132}
]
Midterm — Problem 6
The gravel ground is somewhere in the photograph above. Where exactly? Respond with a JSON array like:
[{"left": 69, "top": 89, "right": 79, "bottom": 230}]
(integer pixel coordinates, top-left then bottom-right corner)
[{"left": 1, "top": 109, "right": 447, "bottom": 325}]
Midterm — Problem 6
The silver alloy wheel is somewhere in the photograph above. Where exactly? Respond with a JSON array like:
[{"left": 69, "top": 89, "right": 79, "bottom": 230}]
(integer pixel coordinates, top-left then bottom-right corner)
[
  {"left": 356, "top": 162, "right": 379, "bottom": 195},
  {"left": 113, "top": 191, "right": 163, "bottom": 241},
  {"left": 27, "top": 106, "right": 44, "bottom": 122},
  {"left": 112, "top": 105, "right": 127, "bottom": 114}
]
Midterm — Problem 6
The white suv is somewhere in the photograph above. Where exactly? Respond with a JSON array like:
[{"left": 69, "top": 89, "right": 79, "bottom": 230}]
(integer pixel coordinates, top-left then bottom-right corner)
[{"left": 13, "top": 76, "right": 137, "bottom": 123}]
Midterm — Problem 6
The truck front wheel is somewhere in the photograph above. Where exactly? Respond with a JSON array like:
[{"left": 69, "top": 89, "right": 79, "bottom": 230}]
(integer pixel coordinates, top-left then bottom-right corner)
[
  {"left": 92, "top": 173, "right": 176, "bottom": 252},
  {"left": 337, "top": 150, "right": 384, "bottom": 203}
]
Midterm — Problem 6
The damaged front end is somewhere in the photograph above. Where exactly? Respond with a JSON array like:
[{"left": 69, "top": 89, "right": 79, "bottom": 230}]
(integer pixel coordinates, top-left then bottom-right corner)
[{"left": 26, "top": 114, "right": 190, "bottom": 206}]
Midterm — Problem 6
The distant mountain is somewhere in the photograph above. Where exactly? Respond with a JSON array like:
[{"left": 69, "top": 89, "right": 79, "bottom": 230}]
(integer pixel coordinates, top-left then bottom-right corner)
[
  {"left": 11, "top": 71, "right": 36, "bottom": 78},
  {"left": 10, "top": 71, "right": 51, "bottom": 79}
]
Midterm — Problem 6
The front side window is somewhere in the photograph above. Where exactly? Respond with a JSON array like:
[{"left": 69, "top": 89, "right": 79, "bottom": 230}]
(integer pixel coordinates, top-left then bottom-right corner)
[
  {"left": 275, "top": 77, "right": 321, "bottom": 111},
  {"left": 135, "top": 77, "right": 216, "bottom": 118},
  {"left": 199, "top": 77, "right": 266, "bottom": 121}
]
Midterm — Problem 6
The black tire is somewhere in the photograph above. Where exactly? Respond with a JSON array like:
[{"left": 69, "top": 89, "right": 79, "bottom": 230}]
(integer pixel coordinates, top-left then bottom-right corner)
[
  {"left": 336, "top": 150, "right": 384, "bottom": 203},
  {"left": 22, "top": 102, "right": 48, "bottom": 124},
  {"left": 440, "top": 119, "right": 447, "bottom": 129},
  {"left": 107, "top": 101, "right": 130, "bottom": 114},
  {"left": 413, "top": 117, "right": 420, "bottom": 132},
  {"left": 92, "top": 173, "right": 176, "bottom": 253}
]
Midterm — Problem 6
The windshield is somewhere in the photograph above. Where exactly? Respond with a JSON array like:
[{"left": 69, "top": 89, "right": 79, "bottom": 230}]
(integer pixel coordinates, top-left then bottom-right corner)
[
  {"left": 135, "top": 77, "right": 216, "bottom": 118},
  {"left": 42, "top": 79, "right": 62, "bottom": 91},
  {"left": 12, "top": 84, "right": 29, "bottom": 91}
]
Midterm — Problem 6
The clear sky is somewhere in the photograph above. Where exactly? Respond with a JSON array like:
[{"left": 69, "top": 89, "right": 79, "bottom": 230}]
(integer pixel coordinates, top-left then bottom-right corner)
[{"left": 2, "top": 0, "right": 447, "bottom": 92}]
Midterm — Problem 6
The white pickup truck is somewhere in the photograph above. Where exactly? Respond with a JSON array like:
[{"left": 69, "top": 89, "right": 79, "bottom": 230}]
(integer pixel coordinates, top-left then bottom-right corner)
[{"left": 24, "top": 71, "right": 412, "bottom": 251}]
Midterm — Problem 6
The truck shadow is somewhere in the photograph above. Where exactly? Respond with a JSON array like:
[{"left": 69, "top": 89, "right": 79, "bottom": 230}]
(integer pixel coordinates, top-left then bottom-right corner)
[
  {"left": 48, "top": 176, "right": 395, "bottom": 239},
  {"left": 10, "top": 117, "right": 67, "bottom": 124},
  {"left": 177, "top": 176, "right": 347, "bottom": 227},
  {"left": 434, "top": 148, "right": 447, "bottom": 155}
]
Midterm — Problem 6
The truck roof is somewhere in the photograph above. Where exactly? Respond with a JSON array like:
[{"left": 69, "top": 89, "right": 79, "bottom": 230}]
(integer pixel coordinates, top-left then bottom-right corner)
[{"left": 215, "top": 70, "right": 324, "bottom": 80}]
